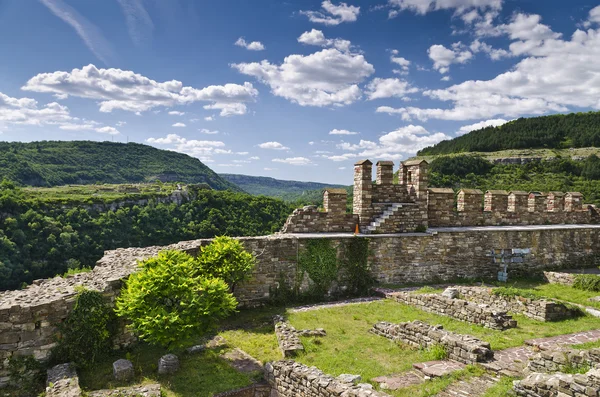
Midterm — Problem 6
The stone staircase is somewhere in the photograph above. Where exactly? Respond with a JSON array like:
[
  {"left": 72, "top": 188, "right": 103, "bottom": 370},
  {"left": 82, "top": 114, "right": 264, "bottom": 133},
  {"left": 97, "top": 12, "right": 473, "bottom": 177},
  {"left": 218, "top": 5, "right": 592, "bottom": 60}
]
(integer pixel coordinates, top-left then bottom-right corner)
[
  {"left": 365, "top": 203, "right": 403, "bottom": 233},
  {"left": 432, "top": 374, "right": 500, "bottom": 397}
]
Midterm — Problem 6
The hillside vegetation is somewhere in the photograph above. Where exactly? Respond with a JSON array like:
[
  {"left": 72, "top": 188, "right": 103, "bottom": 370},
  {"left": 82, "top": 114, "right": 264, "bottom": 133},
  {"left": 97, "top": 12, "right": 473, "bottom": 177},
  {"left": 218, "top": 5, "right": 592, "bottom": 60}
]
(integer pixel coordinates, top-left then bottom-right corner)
[
  {"left": 0, "top": 141, "right": 240, "bottom": 191},
  {"left": 220, "top": 173, "right": 349, "bottom": 202},
  {"left": 427, "top": 155, "right": 600, "bottom": 205},
  {"left": 419, "top": 111, "right": 600, "bottom": 155},
  {"left": 0, "top": 181, "right": 292, "bottom": 291}
]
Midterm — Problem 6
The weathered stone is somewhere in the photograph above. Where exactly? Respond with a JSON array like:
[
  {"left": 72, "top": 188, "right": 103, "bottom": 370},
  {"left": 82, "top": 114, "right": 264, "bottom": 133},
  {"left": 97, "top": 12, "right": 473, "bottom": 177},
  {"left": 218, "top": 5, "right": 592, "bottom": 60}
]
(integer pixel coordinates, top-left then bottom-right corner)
[
  {"left": 88, "top": 384, "right": 161, "bottom": 396},
  {"left": 441, "top": 287, "right": 459, "bottom": 299},
  {"left": 112, "top": 359, "right": 134, "bottom": 381},
  {"left": 158, "top": 354, "right": 179, "bottom": 375},
  {"left": 337, "top": 374, "right": 362, "bottom": 384},
  {"left": 46, "top": 363, "right": 81, "bottom": 397}
]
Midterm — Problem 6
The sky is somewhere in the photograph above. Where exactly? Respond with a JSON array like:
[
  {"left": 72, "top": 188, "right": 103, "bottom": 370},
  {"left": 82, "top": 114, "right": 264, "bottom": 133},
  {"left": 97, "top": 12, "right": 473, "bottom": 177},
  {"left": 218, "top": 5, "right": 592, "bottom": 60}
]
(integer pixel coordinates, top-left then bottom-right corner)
[{"left": 0, "top": 0, "right": 599, "bottom": 184}]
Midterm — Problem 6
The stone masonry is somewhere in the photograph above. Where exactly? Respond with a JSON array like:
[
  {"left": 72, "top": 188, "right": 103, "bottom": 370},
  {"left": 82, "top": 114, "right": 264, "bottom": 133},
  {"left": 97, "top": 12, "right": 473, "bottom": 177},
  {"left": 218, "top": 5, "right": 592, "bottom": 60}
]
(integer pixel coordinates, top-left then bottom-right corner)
[
  {"left": 454, "top": 286, "right": 579, "bottom": 322},
  {"left": 513, "top": 367, "right": 600, "bottom": 397},
  {"left": 265, "top": 360, "right": 390, "bottom": 397},
  {"left": 527, "top": 347, "right": 600, "bottom": 374},
  {"left": 282, "top": 159, "right": 598, "bottom": 235},
  {"left": 2, "top": 226, "right": 600, "bottom": 385},
  {"left": 370, "top": 320, "right": 493, "bottom": 364},
  {"left": 389, "top": 291, "right": 517, "bottom": 330},
  {"left": 273, "top": 315, "right": 304, "bottom": 358}
]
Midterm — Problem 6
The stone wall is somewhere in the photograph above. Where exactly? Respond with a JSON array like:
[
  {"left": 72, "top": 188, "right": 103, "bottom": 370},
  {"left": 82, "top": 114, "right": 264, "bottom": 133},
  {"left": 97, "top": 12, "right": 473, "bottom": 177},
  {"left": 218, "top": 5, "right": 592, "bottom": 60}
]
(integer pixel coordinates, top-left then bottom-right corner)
[
  {"left": 273, "top": 316, "right": 303, "bottom": 357},
  {"left": 543, "top": 271, "right": 577, "bottom": 286},
  {"left": 280, "top": 205, "right": 357, "bottom": 234},
  {"left": 265, "top": 360, "right": 390, "bottom": 397},
  {"left": 2, "top": 226, "right": 600, "bottom": 386},
  {"left": 370, "top": 320, "right": 493, "bottom": 364},
  {"left": 527, "top": 347, "right": 600, "bottom": 373},
  {"left": 513, "top": 368, "right": 600, "bottom": 397},
  {"left": 388, "top": 292, "right": 516, "bottom": 330},
  {"left": 454, "top": 286, "right": 578, "bottom": 322}
]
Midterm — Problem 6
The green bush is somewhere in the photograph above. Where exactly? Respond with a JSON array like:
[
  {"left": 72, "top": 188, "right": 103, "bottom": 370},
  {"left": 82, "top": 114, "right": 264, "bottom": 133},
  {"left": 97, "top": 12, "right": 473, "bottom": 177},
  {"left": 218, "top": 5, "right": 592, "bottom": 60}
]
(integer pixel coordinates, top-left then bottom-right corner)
[
  {"left": 196, "top": 236, "right": 256, "bottom": 291},
  {"left": 52, "top": 289, "right": 115, "bottom": 368},
  {"left": 573, "top": 274, "right": 600, "bottom": 292},
  {"left": 115, "top": 250, "right": 238, "bottom": 348}
]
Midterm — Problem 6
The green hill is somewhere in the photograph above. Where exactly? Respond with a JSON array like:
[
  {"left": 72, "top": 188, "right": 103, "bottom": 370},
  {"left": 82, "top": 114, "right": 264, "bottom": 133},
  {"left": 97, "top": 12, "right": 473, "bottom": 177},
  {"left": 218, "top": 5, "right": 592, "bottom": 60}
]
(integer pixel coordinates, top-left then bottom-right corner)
[
  {"left": 418, "top": 111, "right": 600, "bottom": 156},
  {"left": 0, "top": 141, "right": 240, "bottom": 191},
  {"left": 220, "top": 173, "right": 349, "bottom": 202}
]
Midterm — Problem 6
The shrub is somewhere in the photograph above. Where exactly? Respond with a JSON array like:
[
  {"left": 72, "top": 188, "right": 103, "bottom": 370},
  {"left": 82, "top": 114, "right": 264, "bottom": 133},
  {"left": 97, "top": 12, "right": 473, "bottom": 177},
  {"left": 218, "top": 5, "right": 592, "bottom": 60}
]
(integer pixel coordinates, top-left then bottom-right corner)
[
  {"left": 427, "top": 344, "right": 449, "bottom": 360},
  {"left": 573, "top": 274, "right": 600, "bottom": 292},
  {"left": 7, "top": 356, "right": 43, "bottom": 396},
  {"left": 115, "top": 250, "right": 238, "bottom": 348},
  {"left": 52, "top": 288, "right": 115, "bottom": 368},
  {"left": 196, "top": 236, "right": 256, "bottom": 291}
]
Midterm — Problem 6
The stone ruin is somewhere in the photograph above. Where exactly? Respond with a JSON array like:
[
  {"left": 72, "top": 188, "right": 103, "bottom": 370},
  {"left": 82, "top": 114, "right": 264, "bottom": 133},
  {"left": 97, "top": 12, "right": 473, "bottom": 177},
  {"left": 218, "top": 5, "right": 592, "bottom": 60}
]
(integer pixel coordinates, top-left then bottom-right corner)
[{"left": 281, "top": 159, "right": 600, "bottom": 234}]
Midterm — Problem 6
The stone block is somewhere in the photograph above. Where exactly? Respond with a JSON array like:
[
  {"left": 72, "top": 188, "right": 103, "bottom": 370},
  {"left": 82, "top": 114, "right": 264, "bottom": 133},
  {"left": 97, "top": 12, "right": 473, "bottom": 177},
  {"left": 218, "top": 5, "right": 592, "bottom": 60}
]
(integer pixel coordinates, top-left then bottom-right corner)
[
  {"left": 113, "top": 359, "right": 134, "bottom": 381},
  {"left": 158, "top": 354, "right": 179, "bottom": 375}
]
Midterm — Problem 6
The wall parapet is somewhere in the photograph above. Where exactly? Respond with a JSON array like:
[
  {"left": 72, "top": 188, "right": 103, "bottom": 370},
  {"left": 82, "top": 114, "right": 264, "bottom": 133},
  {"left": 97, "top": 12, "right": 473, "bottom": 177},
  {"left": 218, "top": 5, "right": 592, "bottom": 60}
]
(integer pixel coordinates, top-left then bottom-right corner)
[
  {"left": 388, "top": 292, "right": 517, "bottom": 330},
  {"left": 265, "top": 360, "right": 390, "bottom": 397},
  {"left": 454, "top": 286, "right": 578, "bottom": 322},
  {"left": 370, "top": 320, "right": 493, "bottom": 364}
]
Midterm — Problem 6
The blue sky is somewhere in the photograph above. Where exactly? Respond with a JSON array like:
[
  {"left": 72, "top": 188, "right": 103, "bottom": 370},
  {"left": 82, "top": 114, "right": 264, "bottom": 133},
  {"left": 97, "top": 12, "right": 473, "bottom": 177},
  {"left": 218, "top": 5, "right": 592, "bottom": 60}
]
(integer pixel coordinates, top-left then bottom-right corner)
[{"left": 0, "top": 0, "right": 599, "bottom": 184}]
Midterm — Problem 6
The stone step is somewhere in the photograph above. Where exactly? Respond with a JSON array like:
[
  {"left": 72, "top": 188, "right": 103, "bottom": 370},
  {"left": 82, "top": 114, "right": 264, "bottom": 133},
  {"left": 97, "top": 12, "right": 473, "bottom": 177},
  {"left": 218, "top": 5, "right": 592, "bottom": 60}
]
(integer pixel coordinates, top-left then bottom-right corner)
[
  {"left": 432, "top": 375, "right": 499, "bottom": 397},
  {"left": 366, "top": 203, "right": 404, "bottom": 233},
  {"left": 372, "top": 370, "right": 426, "bottom": 391},
  {"left": 413, "top": 360, "right": 466, "bottom": 378}
]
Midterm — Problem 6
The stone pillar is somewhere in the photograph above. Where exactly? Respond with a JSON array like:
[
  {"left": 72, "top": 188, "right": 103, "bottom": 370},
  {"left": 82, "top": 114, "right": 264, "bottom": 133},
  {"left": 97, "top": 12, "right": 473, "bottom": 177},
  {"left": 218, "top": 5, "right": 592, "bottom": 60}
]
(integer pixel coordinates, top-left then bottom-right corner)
[
  {"left": 565, "top": 192, "right": 583, "bottom": 212},
  {"left": 457, "top": 189, "right": 483, "bottom": 212},
  {"left": 323, "top": 189, "right": 347, "bottom": 216},
  {"left": 528, "top": 192, "right": 547, "bottom": 212},
  {"left": 401, "top": 160, "right": 429, "bottom": 200},
  {"left": 484, "top": 190, "right": 508, "bottom": 212},
  {"left": 508, "top": 191, "right": 529, "bottom": 213},
  {"left": 376, "top": 161, "right": 394, "bottom": 185},
  {"left": 547, "top": 192, "right": 565, "bottom": 212},
  {"left": 353, "top": 159, "right": 373, "bottom": 227}
]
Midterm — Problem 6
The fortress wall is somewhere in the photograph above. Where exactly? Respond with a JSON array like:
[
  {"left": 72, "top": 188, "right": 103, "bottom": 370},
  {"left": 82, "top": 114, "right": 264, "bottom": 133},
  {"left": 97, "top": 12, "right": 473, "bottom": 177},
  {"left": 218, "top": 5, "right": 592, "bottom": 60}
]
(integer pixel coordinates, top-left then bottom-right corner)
[{"left": 1, "top": 226, "right": 600, "bottom": 385}]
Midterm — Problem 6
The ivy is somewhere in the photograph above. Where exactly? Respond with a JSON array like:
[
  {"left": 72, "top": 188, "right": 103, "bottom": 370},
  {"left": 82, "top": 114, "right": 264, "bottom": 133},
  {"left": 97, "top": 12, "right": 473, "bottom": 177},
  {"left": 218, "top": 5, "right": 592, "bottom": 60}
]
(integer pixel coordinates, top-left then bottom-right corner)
[
  {"left": 52, "top": 288, "right": 116, "bottom": 368},
  {"left": 298, "top": 239, "right": 339, "bottom": 297},
  {"left": 340, "top": 237, "right": 374, "bottom": 296}
]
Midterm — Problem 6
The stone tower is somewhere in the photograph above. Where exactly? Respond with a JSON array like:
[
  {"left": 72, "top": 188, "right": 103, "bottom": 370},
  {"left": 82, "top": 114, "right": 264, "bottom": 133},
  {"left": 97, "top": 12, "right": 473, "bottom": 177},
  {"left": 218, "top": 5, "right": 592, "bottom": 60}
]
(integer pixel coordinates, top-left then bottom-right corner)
[
  {"left": 353, "top": 159, "right": 373, "bottom": 227},
  {"left": 400, "top": 159, "right": 428, "bottom": 200}
]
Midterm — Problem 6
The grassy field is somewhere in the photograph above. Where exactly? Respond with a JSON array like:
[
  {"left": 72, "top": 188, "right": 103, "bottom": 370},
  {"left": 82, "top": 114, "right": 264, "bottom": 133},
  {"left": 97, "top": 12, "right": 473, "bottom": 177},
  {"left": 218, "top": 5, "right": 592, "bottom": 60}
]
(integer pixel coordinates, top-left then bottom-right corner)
[{"left": 74, "top": 291, "right": 600, "bottom": 397}]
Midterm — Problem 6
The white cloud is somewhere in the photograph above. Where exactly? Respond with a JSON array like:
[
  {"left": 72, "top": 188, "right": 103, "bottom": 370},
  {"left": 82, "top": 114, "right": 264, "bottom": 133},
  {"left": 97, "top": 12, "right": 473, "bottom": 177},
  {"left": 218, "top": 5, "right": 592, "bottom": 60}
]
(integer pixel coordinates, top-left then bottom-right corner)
[
  {"left": 200, "top": 128, "right": 219, "bottom": 134},
  {"left": 235, "top": 37, "right": 266, "bottom": 51},
  {"left": 146, "top": 134, "right": 226, "bottom": 158},
  {"left": 22, "top": 64, "right": 258, "bottom": 116},
  {"left": 586, "top": 6, "right": 600, "bottom": 27},
  {"left": 457, "top": 118, "right": 509, "bottom": 135},
  {"left": 272, "top": 157, "right": 313, "bottom": 166},
  {"left": 172, "top": 122, "right": 186, "bottom": 127},
  {"left": 116, "top": 121, "right": 126, "bottom": 126},
  {"left": 300, "top": 1, "right": 360, "bottom": 26},
  {"left": 330, "top": 125, "right": 450, "bottom": 161},
  {"left": 218, "top": 163, "right": 242, "bottom": 167},
  {"left": 379, "top": 15, "right": 600, "bottom": 122},
  {"left": 428, "top": 43, "right": 472, "bottom": 74},
  {"left": 96, "top": 126, "right": 120, "bottom": 135},
  {"left": 232, "top": 48, "right": 374, "bottom": 107},
  {"left": 258, "top": 141, "right": 290, "bottom": 150},
  {"left": 330, "top": 129, "right": 359, "bottom": 135},
  {"left": 0, "top": 91, "right": 85, "bottom": 129},
  {"left": 297, "top": 29, "right": 353, "bottom": 52},
  {"left": 365, "top": 78, "right": 418, "bottom": 100},
  {"left": 469, "top": 39, "right": 511, "bottom": 60},
  {"left": 168, "top": 111, "right": 185, "bottom": 116},
  {"left": 249, "top": 156, "right": 260, "bottom": 160},
  {"left": 204, "top": 116, "right": 214, "bottom": 121},
  {"left": 441, "top": 76, "right": 451, "bottom": 82},
  {"left": 116, "top": 0, "right": 153, "bottom": 46},
  {"left": 387, "top": 0, "right": 502, "bottom": 18},
  {"left": 390, "top": 50, "right": 411, "bottom": 74},
  {"left": 40, "top": 0, "right": 114, "bottom": 64},
  {"left": 264, "top": 167, "right": 277, "bottom": 171}
]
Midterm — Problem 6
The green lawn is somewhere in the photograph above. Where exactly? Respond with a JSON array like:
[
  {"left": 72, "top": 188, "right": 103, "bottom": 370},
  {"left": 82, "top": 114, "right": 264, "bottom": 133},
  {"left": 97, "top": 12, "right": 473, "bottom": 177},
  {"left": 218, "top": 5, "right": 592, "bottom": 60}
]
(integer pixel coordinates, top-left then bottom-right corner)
[{"left": 35, "top": 281, "right": 600, "bottom": 397}]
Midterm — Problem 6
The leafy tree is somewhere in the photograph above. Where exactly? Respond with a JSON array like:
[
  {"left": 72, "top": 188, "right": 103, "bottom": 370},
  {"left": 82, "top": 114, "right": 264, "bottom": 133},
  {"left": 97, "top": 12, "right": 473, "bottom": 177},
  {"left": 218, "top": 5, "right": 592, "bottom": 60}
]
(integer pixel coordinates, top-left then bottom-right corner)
[
  {"left": 582, "top": 155, "right": 600, "bottom": 180},
  {"left": 52, "top": 289, "right": 115, "bottom": 368},
  {"left": 196, "top": 236, "right": 256, "bottom": 291},
  {"left": 115, "top": 250, "right": 239, "bottom": 348}
]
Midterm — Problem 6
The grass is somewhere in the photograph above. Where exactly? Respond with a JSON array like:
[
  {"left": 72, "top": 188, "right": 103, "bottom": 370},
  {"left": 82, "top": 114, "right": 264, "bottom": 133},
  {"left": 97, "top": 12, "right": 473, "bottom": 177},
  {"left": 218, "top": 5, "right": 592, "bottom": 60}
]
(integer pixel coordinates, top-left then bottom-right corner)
[
  {"left": 481, "top": 377, "right": 517, "bottom": 397},
  {"left": 571, "top": 340, "right": 600, "bottom": 349}
]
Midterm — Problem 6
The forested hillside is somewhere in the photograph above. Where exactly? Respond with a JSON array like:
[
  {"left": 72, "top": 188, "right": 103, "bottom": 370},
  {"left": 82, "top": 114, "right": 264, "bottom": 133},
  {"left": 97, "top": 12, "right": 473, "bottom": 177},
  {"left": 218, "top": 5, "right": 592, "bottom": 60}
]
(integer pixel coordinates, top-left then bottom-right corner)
[
  {"left": 419, "top": 111, "right": 600, "bottom": 155},
  {"left": 0, "top": 181, "right": 293, "bottom": 290},
  {"left": 0, "top": 141, "right": 240, "bottom": 191},
  {"left": 220, "top": 173, "right": 349, "bottom": 202},
  {"left": 426, "top": 155, "right": 600, "bottom": 205}
]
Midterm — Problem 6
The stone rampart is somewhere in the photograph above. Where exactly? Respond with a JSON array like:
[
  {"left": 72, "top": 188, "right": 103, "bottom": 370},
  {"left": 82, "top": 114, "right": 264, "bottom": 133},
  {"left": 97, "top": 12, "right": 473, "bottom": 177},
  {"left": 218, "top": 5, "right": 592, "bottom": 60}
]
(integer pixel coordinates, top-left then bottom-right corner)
[
  {"left": 280, "top": 205, "right": 357, "bottom": 234},
  {"left": 513, "top": 368, "right": 600, "bottom": 397},
  {"left": 2, "top": 226, "right": 600, "bottom": 386},
  {"left": 388, "top": 292, "right": 516, "bottom": 330},
  {"left": 454, "top": 286, "right": 578, "bottom": 322},
  {"left": 543, "top": 271, "right": 577, "bottom": 286},
  {"left": 265, "top": 360, "right": 390, "bottom": 397},
  {"left": 370, "top": 320, "right": 493, "bottom": 364},
  {"left": 527, "top": 347, "right": 600, "bottom": 373}
]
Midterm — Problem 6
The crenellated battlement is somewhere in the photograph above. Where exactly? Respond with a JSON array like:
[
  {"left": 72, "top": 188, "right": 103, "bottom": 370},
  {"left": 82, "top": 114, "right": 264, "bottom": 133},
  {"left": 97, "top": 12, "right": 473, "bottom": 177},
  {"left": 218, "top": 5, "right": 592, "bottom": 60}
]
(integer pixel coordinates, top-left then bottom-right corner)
[{"left": 281, "top": 159, "right": 598, "bottom": 234}]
